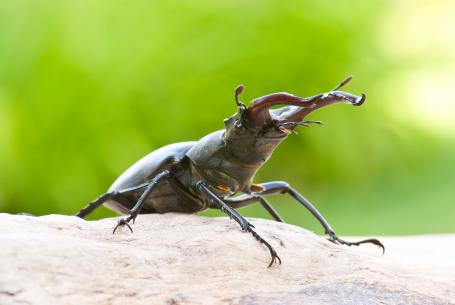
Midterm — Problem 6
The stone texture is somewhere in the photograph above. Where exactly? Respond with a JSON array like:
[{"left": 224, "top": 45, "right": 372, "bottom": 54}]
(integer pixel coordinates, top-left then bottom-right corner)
[{"left": 0, "top": 213, "right": 454, "bottom": 305}]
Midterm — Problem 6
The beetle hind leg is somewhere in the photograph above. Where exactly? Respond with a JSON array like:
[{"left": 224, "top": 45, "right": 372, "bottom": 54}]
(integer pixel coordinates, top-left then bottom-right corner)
[
  {"left": 76, "top": 182, "right": 149, "bottom": 218},
  {"left": 77, "top": 192, "right": 117, "bottom": 218}
]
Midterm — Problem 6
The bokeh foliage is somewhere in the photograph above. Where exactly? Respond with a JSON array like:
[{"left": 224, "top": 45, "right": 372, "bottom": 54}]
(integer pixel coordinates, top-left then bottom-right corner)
[{"left": 0, "top": 0, "right": 454, "bottom": 235}]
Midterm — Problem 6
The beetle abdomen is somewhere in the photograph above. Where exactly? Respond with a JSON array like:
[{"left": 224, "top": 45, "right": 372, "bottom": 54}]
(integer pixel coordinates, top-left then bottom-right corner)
[{"left": 109, "top": 142, "right": 196, "bottom": 191}]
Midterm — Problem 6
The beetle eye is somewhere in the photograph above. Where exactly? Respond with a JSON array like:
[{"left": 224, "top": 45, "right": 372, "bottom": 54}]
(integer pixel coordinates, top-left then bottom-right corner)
[{"left": 234, "top": 120, "right": 248, "bottom": 135}]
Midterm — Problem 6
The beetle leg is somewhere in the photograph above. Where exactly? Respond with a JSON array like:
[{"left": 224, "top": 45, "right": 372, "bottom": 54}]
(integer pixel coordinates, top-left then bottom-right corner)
[
  {"left": 224, "top": 194, "right": 284, "bottom": 222},
  {"left": 251, "top": 181, "right": 385, "bottom": 254},
  {"left": 113, "top": 217, "right": 133, "bottom": 234},
  {"left": 196, "top": 181, "right": 281, "bottom": 267},
  {"left": 76, "top": 182, "right": 150, "bottom": 218},
  {"left": 112, "top": 170, "right": 171, "bottom": 234},
  {"left": 327, "top": 233, "right": 385, "bottom": 254},
  {"left": 249, "top": 227, "right": 282, "bottom": 268},
  {"left": 197, "top": 181, "right": 252, "bottom": 230}
]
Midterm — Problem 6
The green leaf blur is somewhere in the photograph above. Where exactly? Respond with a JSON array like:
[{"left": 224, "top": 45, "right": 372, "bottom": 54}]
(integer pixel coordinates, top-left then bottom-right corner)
[{"left": 1, "top": 0, "right": 454, "bottom": 235}]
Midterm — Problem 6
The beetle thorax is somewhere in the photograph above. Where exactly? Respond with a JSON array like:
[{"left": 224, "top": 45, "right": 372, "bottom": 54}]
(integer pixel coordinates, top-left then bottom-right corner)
[
  {"left": 223, "top": 128, "right": 286, "bottom": 166},
  {"left": 185, "top": 125, "right": 287, "bottom": 194}
]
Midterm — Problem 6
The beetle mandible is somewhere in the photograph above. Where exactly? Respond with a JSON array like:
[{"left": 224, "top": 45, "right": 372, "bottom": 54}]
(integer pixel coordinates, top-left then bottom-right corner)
[{"left": 77, "top": 76, "right": 384, "bottom": 267}]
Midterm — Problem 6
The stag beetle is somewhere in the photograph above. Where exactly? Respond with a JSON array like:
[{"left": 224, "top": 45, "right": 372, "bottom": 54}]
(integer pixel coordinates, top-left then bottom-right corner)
[{"left": 77, "top": 76, "right": 384, "bottom": 267}]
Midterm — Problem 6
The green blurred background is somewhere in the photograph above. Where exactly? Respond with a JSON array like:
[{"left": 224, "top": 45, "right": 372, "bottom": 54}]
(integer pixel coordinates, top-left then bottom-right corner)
[{"left": 0, "top": 0, "right": 454, "bottom": 235}]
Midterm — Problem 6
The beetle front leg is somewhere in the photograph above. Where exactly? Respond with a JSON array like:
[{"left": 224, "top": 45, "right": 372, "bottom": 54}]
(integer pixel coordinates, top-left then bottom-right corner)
[
  {"left": 196, "top": 181, "right": 281, "bottom": 267},
  {"left": 113, "top": 170, "right": 171, "bottom": 234},
  {"left": 253, "top": 181, "right": 385, "bottom": 254},
  {"left": 196, "top": 181, "right": 252, "bottom": 231},
  {"left": 326, "top": 233, "right": 385, "bottom": 251}
]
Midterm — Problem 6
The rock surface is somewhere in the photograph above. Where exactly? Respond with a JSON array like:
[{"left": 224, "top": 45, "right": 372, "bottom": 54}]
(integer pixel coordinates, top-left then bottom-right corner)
[{"left": 0, "top": 213, "right": 454, "bottom": 305}]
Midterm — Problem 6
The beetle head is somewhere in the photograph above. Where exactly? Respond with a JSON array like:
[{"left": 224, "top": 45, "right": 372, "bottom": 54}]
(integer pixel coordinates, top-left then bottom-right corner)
[
  {"left": 225, "top": 76, "right": 365, "bottom": 138},
  {"left": 222, "top": 77, "right": 365, "bottom": 164}
]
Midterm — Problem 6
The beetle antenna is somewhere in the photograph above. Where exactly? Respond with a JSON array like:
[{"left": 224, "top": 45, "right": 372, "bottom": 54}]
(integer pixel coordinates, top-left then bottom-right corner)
[
  {"left": 235, "top": 84, "right": 246, "bottom": 110},
  {"left": 332, "top": 76, "right": 353, "bottom": 91},
  {"left": 281, "top": 120, "right": 324, "bottom": 129}
]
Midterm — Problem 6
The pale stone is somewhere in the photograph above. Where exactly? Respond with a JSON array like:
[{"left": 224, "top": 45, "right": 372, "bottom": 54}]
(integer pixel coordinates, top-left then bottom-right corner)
[{"left": 0, "top": 213, "right": 454, "bottom": 305}]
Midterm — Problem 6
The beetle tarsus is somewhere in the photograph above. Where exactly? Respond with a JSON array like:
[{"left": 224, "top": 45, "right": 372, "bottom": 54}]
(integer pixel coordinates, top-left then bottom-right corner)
[
  {"left": 197, "top": 180, "right": 279, "bottom": 266},
  {"left": 327, "top": 233, "right": 385, "bottom": 255},
  {"left": 248, "top": 226, "right": 281, "bottom": 267},
  {"left": 112, "top": 216, "right": 135, "bottom": 234}
]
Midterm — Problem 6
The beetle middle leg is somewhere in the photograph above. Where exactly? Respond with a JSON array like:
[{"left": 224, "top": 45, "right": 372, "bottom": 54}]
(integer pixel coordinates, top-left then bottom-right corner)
[
  {"left": 112, "top": 170, "right": 171, "bottom": 234},
  {"left": 224, "top": 194, "right": 284, "bottom": 222},
  {"left": 249, "top": 181, "right": 385, "bottom": 253},
  {"left": 196, "top": 181, "right": 281, "bottom": 267}
]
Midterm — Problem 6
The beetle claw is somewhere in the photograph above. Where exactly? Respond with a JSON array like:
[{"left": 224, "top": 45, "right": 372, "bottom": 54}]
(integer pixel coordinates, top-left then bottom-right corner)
[
  {"left": 247, "top": 226, "right": 281, "bottom": 267},
  {"left": 267, "top": 248, "right": 282, "bottom": 268},
  {"left": 113, "top": 217, "right": 134, "bottom": 234},
  {"left": 327, "top": 233, "right": 385, "bottom": 255}
]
